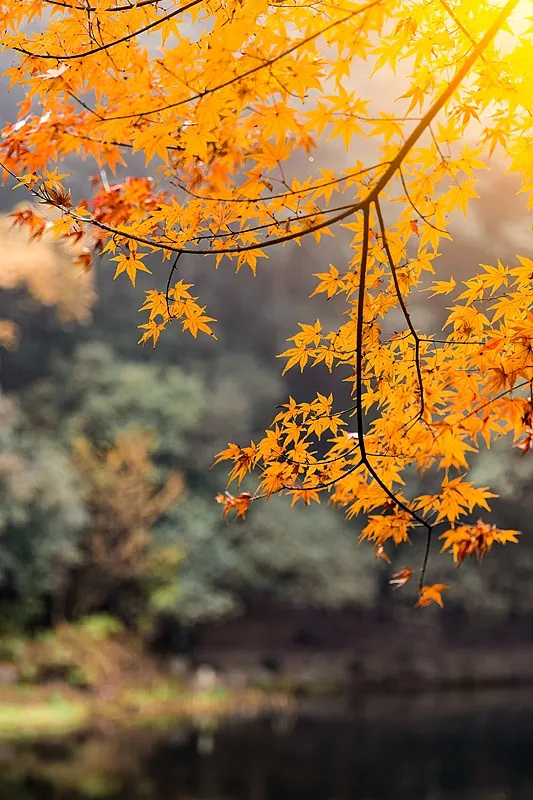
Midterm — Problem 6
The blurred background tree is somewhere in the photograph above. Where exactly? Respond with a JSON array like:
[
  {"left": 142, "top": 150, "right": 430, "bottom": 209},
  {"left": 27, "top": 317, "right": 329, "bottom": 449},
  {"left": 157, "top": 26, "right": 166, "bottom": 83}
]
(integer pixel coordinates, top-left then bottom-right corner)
[{"left": 0, "top": 222, "right": 381, "bottom": 640}]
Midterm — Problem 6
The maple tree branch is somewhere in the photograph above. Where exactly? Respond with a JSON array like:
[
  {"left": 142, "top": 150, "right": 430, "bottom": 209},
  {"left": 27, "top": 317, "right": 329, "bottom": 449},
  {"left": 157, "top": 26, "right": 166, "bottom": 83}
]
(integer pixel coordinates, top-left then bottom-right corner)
[
  {"left": 428, "top": 123, "right": 448, "bottom": 164},
  {"left": 419, "top": 528, "right": 433, "bottom": 592},
  {"left": 397, "top": 166, "right": 447, "bottom": 234},
  {"left": 352, "top": 207, "right": 431, "bottom": 538},
  {"left": 168, "top": 162, "right": 389, "bottom": 205},
  {"left": 65, "top": 89, "right": 104, "bottom": 120},
  {"left": 365, "top": 0, "right": 520, "bottom": 203},
  {"left": 69, "top": 0, "right": 518, "bottom": 257},
  {"left": 374, "top": 197, "right": 425, "bottom": 421},
  {"left": 348, "top": 205, "right": 433, "bottom": 589},
  {"left": 355, "top": 205, "right": 370, "bottom": 454},
  {"left": 99, "top": 0, "right": 382, "bottom": 121},
  {"left": 460, "top": 380, "right": 529, "bottom": 424},
  {"left": 8, "top": 0, "right": 520, "bottom": 261},
  {"left": 296, "top": 458, "right": 364, "bottom": 492},
  {"left": 185, "top": 201, "right": 357, "bottom": 243},
  {"left": 165, "top": 251, "right": 182, "bottom": 318},
  {"left": 437, "top": 0, "right": 488, "bottom": 65},
  {"left": 43, "top": 0, "right": 162, "bottom": 9},
  {"left": 14, "top": 0, "right": 203, "bottom": 60}
]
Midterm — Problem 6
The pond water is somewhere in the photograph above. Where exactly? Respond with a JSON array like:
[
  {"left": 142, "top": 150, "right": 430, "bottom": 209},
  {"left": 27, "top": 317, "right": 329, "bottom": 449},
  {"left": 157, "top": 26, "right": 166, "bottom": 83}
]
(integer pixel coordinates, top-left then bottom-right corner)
[{"left": 2, "top": 690, "right": 533, "bottom": 800}]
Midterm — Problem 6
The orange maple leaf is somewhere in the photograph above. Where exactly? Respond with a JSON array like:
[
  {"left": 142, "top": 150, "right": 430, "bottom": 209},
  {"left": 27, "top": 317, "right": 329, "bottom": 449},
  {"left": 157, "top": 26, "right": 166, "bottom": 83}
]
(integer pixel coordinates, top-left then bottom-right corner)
[
  {"left": 214, "top": 443, "right": 257, "bottom": 486},
  {"left": 216, "top": 491, "right": 252, "bottom": 520},
  {"left": 416, "top": 584, "right": 449, "bottom": 608},
  {"left": 440, "top": 519, "right": 520, "bottom": 564}
]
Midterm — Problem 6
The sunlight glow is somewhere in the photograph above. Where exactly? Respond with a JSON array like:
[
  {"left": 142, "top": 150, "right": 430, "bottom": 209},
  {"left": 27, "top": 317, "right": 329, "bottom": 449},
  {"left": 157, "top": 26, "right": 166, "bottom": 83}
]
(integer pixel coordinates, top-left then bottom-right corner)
[{"left": 487, "top": 0, "right": 533, "bottom": 36}]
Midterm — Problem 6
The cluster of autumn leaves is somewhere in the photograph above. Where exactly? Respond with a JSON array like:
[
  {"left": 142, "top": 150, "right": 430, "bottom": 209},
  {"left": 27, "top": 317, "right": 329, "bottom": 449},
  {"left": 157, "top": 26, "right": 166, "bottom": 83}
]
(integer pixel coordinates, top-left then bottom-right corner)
[
  {"left": 384, "top": 520, "right": 520, "bottom": 607},
  {"left": 1, "top": 0, "right": 532, "bottom": 606}
]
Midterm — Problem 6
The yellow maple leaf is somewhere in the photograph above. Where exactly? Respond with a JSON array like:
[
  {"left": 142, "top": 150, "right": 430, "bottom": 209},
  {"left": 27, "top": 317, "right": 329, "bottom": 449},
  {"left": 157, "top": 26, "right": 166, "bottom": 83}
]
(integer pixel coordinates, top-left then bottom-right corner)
[{"left": 111, "top": 253, "right": 152, "bottom": 287}]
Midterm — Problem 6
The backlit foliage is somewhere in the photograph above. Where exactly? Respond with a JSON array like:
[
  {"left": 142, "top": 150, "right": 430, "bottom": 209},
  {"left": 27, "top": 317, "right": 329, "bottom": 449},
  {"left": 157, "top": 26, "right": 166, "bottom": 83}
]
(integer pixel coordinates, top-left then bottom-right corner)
[{"left": 1, "top": 0, "right": 532, "bottom": 602}]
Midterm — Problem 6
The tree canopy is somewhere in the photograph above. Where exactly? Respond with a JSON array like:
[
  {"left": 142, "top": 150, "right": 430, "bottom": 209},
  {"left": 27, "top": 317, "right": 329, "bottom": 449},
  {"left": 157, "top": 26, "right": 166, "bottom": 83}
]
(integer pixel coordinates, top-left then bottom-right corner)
[{"left": 1, "top": 0, "right": 533, "bottom": 605}]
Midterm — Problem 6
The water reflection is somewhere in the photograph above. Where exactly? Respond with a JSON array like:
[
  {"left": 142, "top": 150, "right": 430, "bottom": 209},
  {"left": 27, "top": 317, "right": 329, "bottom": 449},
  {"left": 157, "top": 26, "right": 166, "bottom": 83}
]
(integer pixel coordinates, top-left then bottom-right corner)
[{"left": 3, "top": 691, "right": 533, "bottom": 800}]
